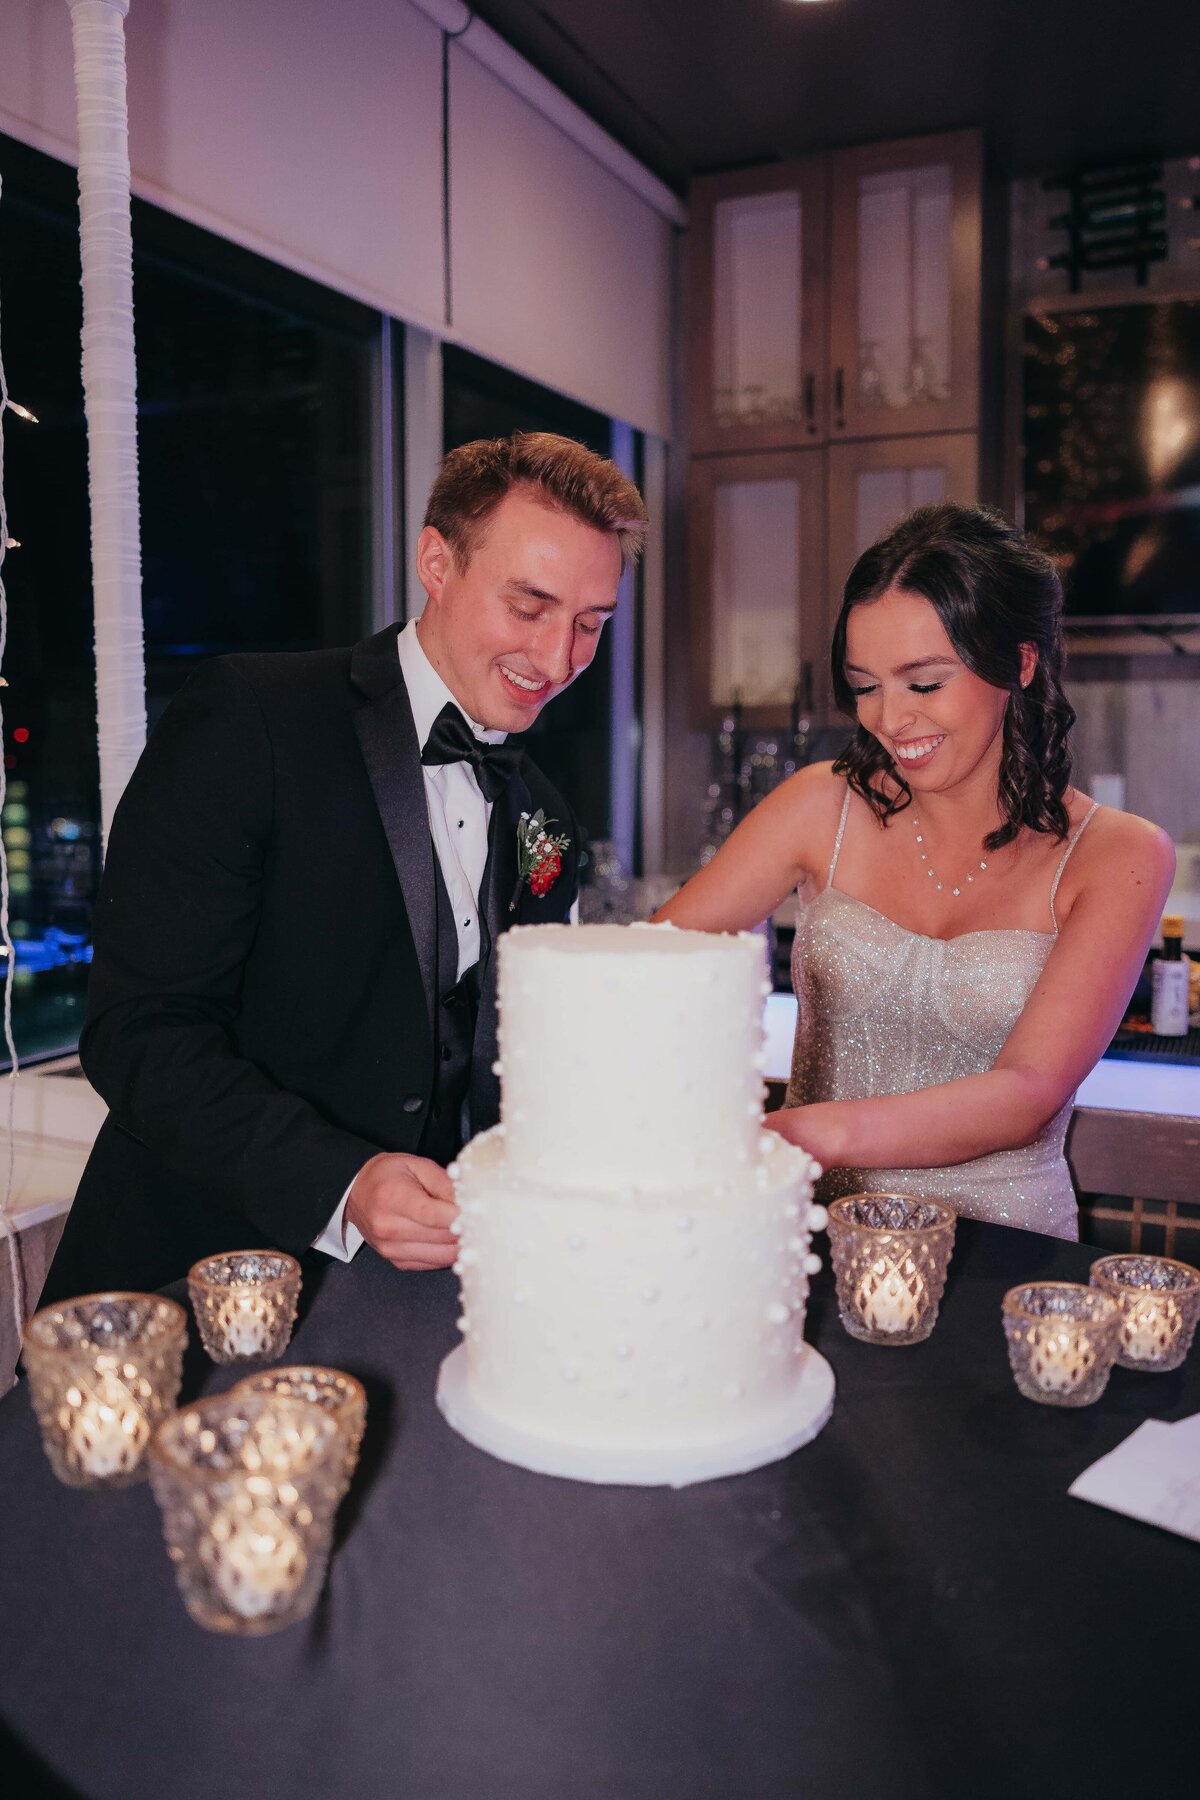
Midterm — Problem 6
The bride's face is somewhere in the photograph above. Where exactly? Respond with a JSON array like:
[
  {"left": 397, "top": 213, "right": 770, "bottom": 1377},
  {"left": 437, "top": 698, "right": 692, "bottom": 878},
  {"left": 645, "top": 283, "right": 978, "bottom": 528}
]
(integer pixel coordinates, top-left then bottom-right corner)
[{"left": 843, "top": 585, "right": 1030, "bottom": 793}]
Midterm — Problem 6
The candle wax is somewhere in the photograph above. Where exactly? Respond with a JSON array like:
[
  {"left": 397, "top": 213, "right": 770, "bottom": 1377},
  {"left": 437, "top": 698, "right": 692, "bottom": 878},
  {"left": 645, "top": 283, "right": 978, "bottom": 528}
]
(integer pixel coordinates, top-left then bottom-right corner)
[
  {"left": 216, "top": 1289, "right": 274, "bottom": 1358},
  {"left": 1035, "top": 1327, "right": 1090, "bottom": 1393},
  {"left": 67, "top": 1379, "right": 150, "bottom": 1478},
  {"left": 210, "top": 1506, "right": 307, "bottom": 1620},
  {"left": 857, "top": 1257, "right": 923, "bottom": 1335},
  {"left": 1123, "top": 1296, "right": 1178, "bottom": 1362}
]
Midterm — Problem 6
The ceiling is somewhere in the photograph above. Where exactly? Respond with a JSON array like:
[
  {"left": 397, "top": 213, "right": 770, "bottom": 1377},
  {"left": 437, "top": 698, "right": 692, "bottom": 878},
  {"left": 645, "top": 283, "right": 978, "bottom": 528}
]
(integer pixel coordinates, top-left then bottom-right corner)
[{"left": 468, "top": 0, "right": 1198, "bottom": 195}]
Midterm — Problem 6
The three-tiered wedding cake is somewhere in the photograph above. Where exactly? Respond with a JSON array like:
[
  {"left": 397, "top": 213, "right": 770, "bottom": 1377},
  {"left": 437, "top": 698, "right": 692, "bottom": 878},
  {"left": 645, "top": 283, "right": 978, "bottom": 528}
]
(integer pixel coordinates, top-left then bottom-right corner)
[{"left": 435, "top": 922, "right": 834, "bottom": 1485}]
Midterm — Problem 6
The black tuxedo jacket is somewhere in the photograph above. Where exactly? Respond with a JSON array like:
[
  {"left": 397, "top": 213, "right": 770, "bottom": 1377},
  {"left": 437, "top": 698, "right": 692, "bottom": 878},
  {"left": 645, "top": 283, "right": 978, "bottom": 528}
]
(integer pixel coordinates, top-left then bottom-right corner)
[{"left": 42, "top": 625, "right": 579, "bottom": 1303}]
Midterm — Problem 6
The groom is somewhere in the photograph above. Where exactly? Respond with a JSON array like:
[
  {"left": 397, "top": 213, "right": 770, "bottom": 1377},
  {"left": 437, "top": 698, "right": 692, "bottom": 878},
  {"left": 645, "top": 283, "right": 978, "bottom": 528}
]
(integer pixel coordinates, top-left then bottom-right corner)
[{"left": 42, "top": 433, "right": 647, "bottom": 1302}]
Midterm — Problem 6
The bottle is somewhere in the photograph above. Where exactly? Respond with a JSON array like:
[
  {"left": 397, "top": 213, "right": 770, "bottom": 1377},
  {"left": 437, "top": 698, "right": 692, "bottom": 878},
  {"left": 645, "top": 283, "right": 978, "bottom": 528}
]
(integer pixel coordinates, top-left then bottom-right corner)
[{"left": 1151, "top": 915, "right": 1189, "bottom": 1037}]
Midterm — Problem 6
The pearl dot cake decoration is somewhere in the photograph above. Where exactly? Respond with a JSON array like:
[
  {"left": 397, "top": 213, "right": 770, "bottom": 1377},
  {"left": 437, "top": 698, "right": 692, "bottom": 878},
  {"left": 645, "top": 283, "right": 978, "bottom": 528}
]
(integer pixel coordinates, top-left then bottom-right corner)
[{"left": 436, "top": 922, "right": 835, "bottom": 1486}]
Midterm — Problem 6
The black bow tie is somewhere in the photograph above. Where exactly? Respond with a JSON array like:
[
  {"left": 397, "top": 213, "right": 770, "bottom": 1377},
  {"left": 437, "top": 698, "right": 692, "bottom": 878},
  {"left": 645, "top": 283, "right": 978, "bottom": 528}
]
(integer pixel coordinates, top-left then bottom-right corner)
[{"left": 421, "top": 702, "right": 523, "bottom": 803}]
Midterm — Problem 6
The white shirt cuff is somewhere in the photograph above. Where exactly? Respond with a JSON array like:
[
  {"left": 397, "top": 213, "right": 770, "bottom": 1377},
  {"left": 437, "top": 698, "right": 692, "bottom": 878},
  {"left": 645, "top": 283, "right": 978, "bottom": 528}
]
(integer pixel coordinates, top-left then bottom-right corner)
[{"left": 311, "top": 1180, "right": 366, "bottom": 1262}]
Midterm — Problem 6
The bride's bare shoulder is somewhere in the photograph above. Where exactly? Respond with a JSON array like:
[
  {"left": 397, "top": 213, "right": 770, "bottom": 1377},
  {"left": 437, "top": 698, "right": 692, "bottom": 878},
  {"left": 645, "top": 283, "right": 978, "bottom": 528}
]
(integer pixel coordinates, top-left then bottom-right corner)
[
  {"left": 778, "top": 760, "right": 846, "bottom": 813},
  {"left": 1060, "top": 788, "right": 1175, "bottom": 899},
  {"left": 766, "top": 762, "right": 850, "bottom": 882},
  {"left": 767, "top": 761, "right": 848, "bottom": 834}
]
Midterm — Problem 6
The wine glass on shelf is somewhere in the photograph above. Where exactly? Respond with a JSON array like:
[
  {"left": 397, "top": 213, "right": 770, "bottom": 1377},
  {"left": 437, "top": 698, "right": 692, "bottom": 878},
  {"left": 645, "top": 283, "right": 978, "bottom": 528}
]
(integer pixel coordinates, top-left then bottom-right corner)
[
  {"left": 907, "top": 337, "right": 943, "bottom": 404},
  {"left": 741, "top": 383, "right": 766, "bottom": 424},
  {"left": 858, "top": 342, "right": 886, "bottom": 409}
]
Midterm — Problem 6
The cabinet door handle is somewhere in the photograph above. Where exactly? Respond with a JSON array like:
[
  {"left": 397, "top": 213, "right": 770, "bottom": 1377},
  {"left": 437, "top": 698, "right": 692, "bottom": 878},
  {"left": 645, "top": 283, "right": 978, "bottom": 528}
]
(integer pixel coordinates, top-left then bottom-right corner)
[
  {"left": 833, "top": 366, "right": 845, "bottom": 429},
  {"left": 804, "top": 373, "right": 816, "bottom": 432}
]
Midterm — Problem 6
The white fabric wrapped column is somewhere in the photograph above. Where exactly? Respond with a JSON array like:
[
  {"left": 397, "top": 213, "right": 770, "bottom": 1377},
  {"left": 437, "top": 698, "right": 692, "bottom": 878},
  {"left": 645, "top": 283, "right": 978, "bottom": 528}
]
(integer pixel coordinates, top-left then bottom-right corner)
[{"left": 65, "top": 0, "right": 145, "bottom": 849}]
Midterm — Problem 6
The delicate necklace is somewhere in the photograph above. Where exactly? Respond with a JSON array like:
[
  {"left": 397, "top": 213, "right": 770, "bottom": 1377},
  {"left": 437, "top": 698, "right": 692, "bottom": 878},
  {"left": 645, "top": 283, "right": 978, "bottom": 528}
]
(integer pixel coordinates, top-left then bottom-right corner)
[{"left": 912, "top": 811, "right": 988, "bottom": 897}]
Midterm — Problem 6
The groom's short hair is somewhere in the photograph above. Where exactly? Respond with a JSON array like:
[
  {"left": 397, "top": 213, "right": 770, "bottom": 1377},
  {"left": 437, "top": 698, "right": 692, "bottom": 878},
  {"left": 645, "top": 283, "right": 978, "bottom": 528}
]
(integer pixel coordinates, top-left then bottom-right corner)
[{"left": 425, "top": 431, "right": 648, "bottom": 575}]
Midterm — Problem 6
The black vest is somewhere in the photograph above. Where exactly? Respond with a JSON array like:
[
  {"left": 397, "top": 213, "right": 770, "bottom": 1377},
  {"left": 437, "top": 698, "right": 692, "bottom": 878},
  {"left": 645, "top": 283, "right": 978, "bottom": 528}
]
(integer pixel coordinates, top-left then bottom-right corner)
[{"left": 421, "top": 837, "right": 489, "bottom": 1166}]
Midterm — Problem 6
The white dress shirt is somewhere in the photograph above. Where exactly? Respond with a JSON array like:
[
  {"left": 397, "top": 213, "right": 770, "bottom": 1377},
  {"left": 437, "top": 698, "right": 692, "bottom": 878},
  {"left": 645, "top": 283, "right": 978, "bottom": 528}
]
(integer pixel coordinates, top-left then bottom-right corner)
[{"left": 312, "top": 621, "right": 508, "bottom": 1261}]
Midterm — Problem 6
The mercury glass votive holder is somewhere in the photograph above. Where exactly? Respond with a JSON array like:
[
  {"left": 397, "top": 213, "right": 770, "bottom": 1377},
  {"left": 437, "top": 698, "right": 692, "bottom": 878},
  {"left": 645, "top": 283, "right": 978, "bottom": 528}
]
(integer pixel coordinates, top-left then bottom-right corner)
[
  {"left": 187, "top": 1250, "right": 301, "bottom": 1365},
  {"left": 1002, "top": 1282, "right": 1121, "bottom": 1407},
  {"left": 826, "top": 1194, "right": 957, "bottom": 1346},
  {"left": 149, "top": 1389, "right": 346, "bottom": 1635},
  {"left": 1089, "top": 1254, "right": 1200, "bottom": 1373},
  {"left": 234, "top": 1366, "right": 367, "bottom": 1498},
  {"left": 22, "top": 1293, "right": 188, "bottom": 1489}
]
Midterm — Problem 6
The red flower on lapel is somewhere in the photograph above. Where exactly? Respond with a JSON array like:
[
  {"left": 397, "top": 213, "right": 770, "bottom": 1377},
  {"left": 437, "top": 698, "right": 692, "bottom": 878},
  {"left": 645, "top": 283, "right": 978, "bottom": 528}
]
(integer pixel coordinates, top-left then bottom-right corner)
[{"left": 510, "top": 809, "right": 570, "bottom": 912}]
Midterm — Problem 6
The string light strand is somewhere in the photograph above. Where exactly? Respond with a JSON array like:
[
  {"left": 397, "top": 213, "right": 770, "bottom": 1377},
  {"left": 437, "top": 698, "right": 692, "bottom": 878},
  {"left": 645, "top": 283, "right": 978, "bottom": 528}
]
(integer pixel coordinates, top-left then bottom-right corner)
[{"left": 0, "top": 170, "right": 29, "bottom": 1381}]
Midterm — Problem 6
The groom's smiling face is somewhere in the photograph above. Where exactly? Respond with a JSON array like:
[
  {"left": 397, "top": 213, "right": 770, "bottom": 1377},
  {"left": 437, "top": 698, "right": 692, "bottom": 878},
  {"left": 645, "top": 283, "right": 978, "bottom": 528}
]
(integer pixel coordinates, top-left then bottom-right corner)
[{"left": 414, "top": 487, "right": 622, "bottom": 733}]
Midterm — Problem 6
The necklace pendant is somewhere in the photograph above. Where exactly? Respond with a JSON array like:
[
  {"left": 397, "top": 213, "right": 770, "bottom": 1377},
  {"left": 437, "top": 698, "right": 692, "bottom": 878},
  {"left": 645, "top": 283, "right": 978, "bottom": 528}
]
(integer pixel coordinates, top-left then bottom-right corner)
[{"left": 913, "top": 808, "right": 990, "bottom": 898}]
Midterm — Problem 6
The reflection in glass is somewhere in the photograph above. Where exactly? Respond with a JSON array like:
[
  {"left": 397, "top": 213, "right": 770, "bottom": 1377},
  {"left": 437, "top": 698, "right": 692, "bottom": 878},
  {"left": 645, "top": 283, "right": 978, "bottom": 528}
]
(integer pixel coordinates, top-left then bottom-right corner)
[
  {"left": 711, "top": 480, "right": 801, "bottom": 706},
  {"left": 854, "top": 466, "right": 947, "bottom": 559},
  {"left": 858, "top": 165, "right": 951, "bottom": 409},
  {"left": 713, "top": 191, "right": 803, "bottom": 427}
]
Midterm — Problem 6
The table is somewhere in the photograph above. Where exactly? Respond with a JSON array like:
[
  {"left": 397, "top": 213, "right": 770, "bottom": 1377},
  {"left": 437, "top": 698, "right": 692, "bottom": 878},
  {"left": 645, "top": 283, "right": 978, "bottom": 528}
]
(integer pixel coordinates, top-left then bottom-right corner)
[{"left": 1, "top": 1223, "right": 1196, "bottom": 1800}]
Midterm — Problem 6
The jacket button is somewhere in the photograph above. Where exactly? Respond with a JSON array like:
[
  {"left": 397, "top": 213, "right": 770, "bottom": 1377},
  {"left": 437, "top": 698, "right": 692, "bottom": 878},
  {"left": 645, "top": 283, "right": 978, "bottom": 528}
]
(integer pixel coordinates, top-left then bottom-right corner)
[{"left": 402, "top": 1095, "right": 424, "bottom": 1114}]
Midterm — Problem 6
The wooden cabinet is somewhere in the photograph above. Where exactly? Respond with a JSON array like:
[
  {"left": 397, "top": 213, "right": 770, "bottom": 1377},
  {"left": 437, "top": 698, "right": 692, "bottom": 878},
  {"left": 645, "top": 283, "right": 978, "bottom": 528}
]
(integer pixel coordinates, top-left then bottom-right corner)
[
  {"left": 828, "top": 131, "right": 982, "bottom": 440},
  {"left": 689, "top": 451, "right": 826, "bottom": 729},
  {"left": 688, "top": 160, "right": 829, "bottom": 455},
  {"left": 827, "top": 433, "right": 979, "bottom": 607},
  {"left": 686, "top": 130, "right": 985, "bottom": 726}
]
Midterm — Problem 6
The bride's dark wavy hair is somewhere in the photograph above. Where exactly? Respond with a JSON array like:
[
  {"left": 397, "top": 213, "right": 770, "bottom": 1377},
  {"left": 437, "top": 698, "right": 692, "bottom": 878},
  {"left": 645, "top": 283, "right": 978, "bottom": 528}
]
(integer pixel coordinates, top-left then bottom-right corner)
[{"left": 830, "top": 503, "right": 1074, "bottom": 851}]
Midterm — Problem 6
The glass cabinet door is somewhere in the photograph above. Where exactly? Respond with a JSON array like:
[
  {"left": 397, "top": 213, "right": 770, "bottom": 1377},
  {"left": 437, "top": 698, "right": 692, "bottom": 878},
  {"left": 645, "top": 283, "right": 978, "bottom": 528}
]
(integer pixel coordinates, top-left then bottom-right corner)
[
  {"left": 829, "top": 131, "right": 981, "bottom": 440},
  {"left": 688, "top": 160, "right": 828, "bottom": 454},
  {"left": 826, "top": 434, "right": 979, "bottom": 623},
  {"left": 689, "top": 451, "right": 826, "bottom": 727}
]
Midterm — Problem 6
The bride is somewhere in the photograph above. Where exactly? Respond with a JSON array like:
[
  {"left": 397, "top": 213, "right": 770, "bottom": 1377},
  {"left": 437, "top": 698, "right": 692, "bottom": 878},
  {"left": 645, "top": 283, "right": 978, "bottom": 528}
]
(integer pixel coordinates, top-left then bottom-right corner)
[{"left": 655, "top": 503, "right": 1174, "bottom": 1238}]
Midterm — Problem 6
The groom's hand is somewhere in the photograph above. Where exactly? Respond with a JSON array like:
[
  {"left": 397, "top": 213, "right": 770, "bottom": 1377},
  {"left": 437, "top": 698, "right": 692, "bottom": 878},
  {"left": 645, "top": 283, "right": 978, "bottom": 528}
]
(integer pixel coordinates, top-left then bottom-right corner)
[{"left": 346, "top": 1152, "right": 458, "bottom": 1271}]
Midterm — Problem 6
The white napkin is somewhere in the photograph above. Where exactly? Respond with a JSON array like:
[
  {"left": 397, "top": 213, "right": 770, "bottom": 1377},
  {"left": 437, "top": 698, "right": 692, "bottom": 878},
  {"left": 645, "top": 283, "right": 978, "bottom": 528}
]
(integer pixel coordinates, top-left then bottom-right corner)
[{"left": 1069, "top": 1413, "right": 1200, "bottom": 1543}]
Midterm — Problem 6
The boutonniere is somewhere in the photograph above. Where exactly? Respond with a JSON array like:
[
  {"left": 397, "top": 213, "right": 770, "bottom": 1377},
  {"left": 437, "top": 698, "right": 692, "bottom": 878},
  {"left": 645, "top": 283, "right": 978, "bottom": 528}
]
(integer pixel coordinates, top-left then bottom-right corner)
[{"left": 510, "top": 810, "right": 570, "bottom": 912}]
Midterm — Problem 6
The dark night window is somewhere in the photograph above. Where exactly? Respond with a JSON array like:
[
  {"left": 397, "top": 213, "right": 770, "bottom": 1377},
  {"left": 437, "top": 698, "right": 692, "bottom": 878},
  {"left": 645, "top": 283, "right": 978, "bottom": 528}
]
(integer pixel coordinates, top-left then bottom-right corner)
[{"left": 0, "top": 134, "right": 378, "bottom": 1064}]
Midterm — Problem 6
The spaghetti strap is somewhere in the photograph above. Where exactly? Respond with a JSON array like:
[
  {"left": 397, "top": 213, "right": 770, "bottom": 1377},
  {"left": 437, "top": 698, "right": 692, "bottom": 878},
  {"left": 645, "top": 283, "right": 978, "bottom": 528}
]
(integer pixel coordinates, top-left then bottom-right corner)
[
  {"left": 1049, "top": 800, "right": 1100, "bottom": 932},
  {"left": 827, "top": 787, "right": 852, "bottom": 889}
]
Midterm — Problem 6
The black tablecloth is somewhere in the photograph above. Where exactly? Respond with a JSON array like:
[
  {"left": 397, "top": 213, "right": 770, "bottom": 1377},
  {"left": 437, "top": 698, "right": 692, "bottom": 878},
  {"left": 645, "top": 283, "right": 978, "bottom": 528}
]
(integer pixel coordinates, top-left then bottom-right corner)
[{"left": 1, "top": 1222, "right": 1197, "bottom": 1800}]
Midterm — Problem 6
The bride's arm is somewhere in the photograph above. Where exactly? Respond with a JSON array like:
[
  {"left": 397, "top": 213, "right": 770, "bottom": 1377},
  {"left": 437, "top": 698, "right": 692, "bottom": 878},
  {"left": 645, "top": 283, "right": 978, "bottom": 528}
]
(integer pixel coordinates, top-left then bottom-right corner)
[
  {"left": 771, "top": 809, "right": 1176, "bottom": 1170},
  {"left": 653, "top": 762, "right": 843, "bottom": 933}
]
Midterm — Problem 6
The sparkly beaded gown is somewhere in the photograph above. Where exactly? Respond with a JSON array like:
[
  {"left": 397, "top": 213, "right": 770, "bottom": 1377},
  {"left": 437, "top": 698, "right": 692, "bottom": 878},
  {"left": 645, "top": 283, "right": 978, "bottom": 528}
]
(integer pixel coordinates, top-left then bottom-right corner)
[{"left": 786, "top": 788, "right": 1099, "bottom": 1240}]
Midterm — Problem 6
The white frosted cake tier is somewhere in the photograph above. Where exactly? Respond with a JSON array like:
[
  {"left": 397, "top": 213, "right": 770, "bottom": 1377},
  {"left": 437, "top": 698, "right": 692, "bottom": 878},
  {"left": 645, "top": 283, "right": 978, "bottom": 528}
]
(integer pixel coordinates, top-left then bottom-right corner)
[
  {"left": 443, "top": 1124, "right": 828, "bottom": 1481},
  {"left": 496, "top": 923, "right": 768, "bottom": 1192}
]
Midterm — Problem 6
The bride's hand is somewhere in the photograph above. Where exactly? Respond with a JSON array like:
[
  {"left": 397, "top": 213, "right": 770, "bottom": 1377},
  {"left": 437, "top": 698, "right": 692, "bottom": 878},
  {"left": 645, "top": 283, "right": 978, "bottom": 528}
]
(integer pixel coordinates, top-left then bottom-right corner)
[
  {"left": 764, "top": 1105, "right": 807, "bottom": 1146},
  {"left": 764, "top": 1102, "right": 844, "bottom": 1169}
]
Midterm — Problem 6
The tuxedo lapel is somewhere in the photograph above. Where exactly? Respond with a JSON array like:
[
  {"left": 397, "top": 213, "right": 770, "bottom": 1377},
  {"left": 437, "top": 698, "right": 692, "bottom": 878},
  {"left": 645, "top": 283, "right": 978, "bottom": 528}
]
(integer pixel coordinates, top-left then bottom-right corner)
[
  {"left": 470, "top": 766, "right": 529, "bottom": 1129},
  {"left": 485, "top": 767, "right": 529, "bottom": 947},
  {"left": 350, "top": 630, "right": 437, "bottom": 1035}
]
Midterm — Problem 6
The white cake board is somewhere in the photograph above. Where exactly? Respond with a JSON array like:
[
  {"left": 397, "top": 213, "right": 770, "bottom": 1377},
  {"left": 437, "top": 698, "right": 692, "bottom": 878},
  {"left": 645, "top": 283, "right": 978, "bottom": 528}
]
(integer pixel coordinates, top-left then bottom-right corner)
[{"left": 435, "top": 1344, "right": 835, "bottom": 1489}]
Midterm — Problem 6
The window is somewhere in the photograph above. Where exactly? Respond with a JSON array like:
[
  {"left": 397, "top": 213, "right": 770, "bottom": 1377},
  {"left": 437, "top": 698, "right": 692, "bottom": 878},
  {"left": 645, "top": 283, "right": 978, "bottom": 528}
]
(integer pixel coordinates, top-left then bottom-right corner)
[
  {"left": 0, "top": 135, "right": 379, "bottom": 1063},
  {"left": 442, "top": 343, "right": 630, "bottom": 851}
]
